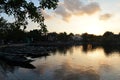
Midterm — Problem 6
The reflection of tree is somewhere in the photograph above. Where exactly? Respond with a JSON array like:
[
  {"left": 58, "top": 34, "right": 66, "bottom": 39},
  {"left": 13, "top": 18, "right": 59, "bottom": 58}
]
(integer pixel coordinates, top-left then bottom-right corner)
[
  {"left": 103, "top": 45, "right": 120, "bottom": 55},
  {"left": 82, "top": 44, "right": 97, "bottom": 52},
  {"left": 56, "top": 46, "right": 73, "bottom": 55},
  {"left": 0, "top": 60, "right": 17, "bottom": 80},
  {"left": 0, "top": 58, "right": 36, "bottom": 80},
  {"left": 82, "top": 44, "right": 88, "bottom": 52},
  {"left": 0, "top": 60, "right": 16, "bottom": 73},
  {"left": 81, "top": 44, "right": 120, "bottom": 56}
]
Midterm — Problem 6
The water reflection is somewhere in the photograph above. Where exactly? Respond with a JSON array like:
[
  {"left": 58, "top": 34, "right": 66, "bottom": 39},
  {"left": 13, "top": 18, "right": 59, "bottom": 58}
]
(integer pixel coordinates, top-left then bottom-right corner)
[
  {"left": 82, "top": 44, "right": 97, "bottom": 52},
  {"left": 102, "top": 45, "right": 120, "bottom": 55},
  {"left": 0, "top": 58, "right": 35, "bottom": 80},
  {"left": 52, "top": 46, "right": 74, "bottom": 56},
  {"left": 53, "top": 61, "right": 99, "bottom": 80},
  {"left": 1, "top": 45, "right": 120, "bottom": 80},
  {"left": 82, "top": 44, "right": 120, "bottom": 56}
]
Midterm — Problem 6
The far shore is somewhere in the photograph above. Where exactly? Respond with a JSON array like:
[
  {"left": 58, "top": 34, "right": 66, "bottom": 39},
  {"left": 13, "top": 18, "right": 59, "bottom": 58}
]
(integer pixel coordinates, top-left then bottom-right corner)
[{"left": 0, "top": 41, "right": 82, "bottom": 48}]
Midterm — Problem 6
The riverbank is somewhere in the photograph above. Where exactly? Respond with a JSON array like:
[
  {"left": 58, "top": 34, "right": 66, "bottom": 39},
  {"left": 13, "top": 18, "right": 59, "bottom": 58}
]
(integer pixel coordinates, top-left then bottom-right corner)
[
  {"left": 0, "top": 41, "right": 81, "bottom": 56},
  {"left": 0, "top": 43, "right": 57, "bottom": 65},
  {"left": 0, "top": 45, "right": 55, "bottom": 57}
]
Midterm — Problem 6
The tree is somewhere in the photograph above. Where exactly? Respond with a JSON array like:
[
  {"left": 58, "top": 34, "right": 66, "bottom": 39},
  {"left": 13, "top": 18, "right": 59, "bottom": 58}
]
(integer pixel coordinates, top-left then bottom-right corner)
[
  {"left": 27, "top": 29, "right": 42, "bottom": 42},
  {"left": 0, "top": 18, "right": 27, "bottom": 43},
  {"left": 102, "top": 31, "right": 114, "bottom": 45},
  {"left": 47, "top": 32, "right": 58, "bottom": 41},
  {"left": 57, "top": 32, "right": 69, "bottom": 41},
  {"left": 81, "top": 33, "right": 89, "bottom": 43},
  {"left": 0, "top": 0, "right": 59, "bottom": 31},
  {"left": 5, "top": 28, "right": 26, "bottom": 43},
  {"left": 40, "top": 23, "right": 48, "bottom": 36},
  {"left": 0, "top": 17, "right": 9, "bottom": 41},
  {"left": 103, "top": 31, "right": 114, "bottom": 37}
]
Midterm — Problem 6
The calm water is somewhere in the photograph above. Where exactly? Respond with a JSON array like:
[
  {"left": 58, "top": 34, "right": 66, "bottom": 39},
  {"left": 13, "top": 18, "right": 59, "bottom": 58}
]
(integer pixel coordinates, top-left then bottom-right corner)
[{"left": 1, "top": 45, "right": 120, "bottom": 80}]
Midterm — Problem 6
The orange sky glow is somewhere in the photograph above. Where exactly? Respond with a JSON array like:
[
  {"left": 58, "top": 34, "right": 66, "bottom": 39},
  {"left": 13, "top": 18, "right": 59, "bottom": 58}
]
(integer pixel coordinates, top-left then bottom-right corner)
[{"left": 27, "top": 0, "right": 120, "bottom": 35}]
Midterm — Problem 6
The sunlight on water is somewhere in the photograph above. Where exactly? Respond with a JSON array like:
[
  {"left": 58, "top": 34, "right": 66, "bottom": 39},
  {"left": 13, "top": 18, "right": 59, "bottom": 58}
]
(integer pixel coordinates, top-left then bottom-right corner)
[
  {"left": 1, "top": 45, "right": 120, "bottom": 80},
  {"left": 31, "top": 46, "right": 120, "bottom": 80}
]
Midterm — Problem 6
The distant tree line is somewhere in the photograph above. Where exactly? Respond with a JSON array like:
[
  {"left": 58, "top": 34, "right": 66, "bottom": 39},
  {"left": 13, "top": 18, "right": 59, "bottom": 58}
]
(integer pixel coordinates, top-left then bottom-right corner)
[
  {"left": 0, "top": 23, "right": 120, "bottom": 45},
  {"left": 0, "top": 17, "right": 120, "bottom": 45},
  {"left": 0, "top": 29, "right": 75, "bottom": 44},
  {"left": 0, "top": 18, "right": 75, "bottom": 44},
  {"left": 81, "top": 31, "right": 120, "bottom": 45}
]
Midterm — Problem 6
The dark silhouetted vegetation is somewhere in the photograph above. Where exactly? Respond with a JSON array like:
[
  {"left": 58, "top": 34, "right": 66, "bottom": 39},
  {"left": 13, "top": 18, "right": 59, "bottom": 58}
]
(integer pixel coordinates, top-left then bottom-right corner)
[
  {"left": 81, "top": 31, "right": 120, "bottom": 46},
  {"left": 0, "top": 0, "right": 59, "bottom": 30}
]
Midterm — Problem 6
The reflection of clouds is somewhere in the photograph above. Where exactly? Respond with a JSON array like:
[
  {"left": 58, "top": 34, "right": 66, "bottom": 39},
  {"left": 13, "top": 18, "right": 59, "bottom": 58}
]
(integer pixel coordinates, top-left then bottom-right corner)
[
  {"left": 99, "top": 61, "right": 111, "bottom": 72},
  {"left": 13, "top": 68, "right": 40, "bottom": 80},
  {"left": 31, "top": 46, "right": 120, "bottom": 80},
  {"left": 53, "top": 61, "right": 100, "bottom": 80},
  {"left": 99, "top": 63, "right": 115, "bottom": 80},
  {"left": 68, "top": 47, "right": 74, "bottom": 55},
  {"left": 34, "top": 63, "right": 49, "bottom": 75},
  {"left": 1, "top": 45, "right": 119, "bottom": 80}
]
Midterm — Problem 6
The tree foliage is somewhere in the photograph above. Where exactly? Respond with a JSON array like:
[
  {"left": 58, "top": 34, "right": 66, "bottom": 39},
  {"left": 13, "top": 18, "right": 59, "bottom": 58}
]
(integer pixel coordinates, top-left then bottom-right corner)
[
  {"left": 103, "top": 31, "right": 114, "bottom": 37},
  {"left": 0, "top": 0, "right": 59, "bottom": 31}
]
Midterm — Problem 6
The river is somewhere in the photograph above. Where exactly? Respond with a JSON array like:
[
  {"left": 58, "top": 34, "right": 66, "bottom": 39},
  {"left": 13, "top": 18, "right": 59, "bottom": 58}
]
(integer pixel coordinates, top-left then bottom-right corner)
[{"left": 0, "top": 45, "right": 120, "bottom": 80}]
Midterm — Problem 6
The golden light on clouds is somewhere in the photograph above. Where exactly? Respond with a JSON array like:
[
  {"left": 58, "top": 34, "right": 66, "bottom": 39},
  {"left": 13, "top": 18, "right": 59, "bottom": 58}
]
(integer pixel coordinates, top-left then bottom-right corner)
[
  {"left": 39, "top": 0, "right": 120, "bottom": 35},
  {"left": 99, "top": 14, "right": 112, "bottom": 21},
  {"left": 54, "top": 0, "right": 101, "bottom": 22}
]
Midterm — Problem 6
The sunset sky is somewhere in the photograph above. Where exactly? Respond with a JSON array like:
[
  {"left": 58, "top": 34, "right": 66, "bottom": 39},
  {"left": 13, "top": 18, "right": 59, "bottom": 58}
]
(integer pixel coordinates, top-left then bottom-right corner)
[{"left": 27, "top": 0, "right": 120, "bottom": 35}]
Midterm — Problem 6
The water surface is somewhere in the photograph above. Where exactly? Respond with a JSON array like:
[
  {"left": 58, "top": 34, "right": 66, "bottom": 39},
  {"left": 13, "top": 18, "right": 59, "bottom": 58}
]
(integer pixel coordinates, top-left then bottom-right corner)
[{"left": 0, "top": 45, "right": 120, "bottom": 80}]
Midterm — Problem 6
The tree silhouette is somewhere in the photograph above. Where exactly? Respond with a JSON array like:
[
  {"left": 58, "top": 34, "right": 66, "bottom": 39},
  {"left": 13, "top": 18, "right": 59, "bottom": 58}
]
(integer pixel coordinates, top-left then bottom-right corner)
[
  {"left": 0, "top": 0, "right": 59, "bottom": 30},
  {"left": 103, "top": 31, "right": 114, "bottom": 37}
]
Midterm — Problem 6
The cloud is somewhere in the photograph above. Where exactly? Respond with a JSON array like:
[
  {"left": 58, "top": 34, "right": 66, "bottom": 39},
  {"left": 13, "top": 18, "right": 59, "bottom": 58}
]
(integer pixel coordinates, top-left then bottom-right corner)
[
  {"left": 41, "top": 10, "right": 53, "bottom": 19},
  {"left": 81, "top": 2, "right": 100, "bottom": 15},
  {"left": 55, "top": 4, "right": 72, "bottom": 22},
  {"left": 99, "top": 13, "right": 112, "bottom": 21},
  {"left": 54, "top": 0, "right": 101, "bottom": 22},
  {"left": 64, "top": 0, "right": 83, "bottom": 12}
]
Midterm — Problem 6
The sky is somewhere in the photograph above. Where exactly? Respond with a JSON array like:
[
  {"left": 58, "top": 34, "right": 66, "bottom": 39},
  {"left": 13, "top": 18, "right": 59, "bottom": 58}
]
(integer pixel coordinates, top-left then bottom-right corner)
[{"left": 27, "top": 0, "right": 120, "bottom": 35}]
